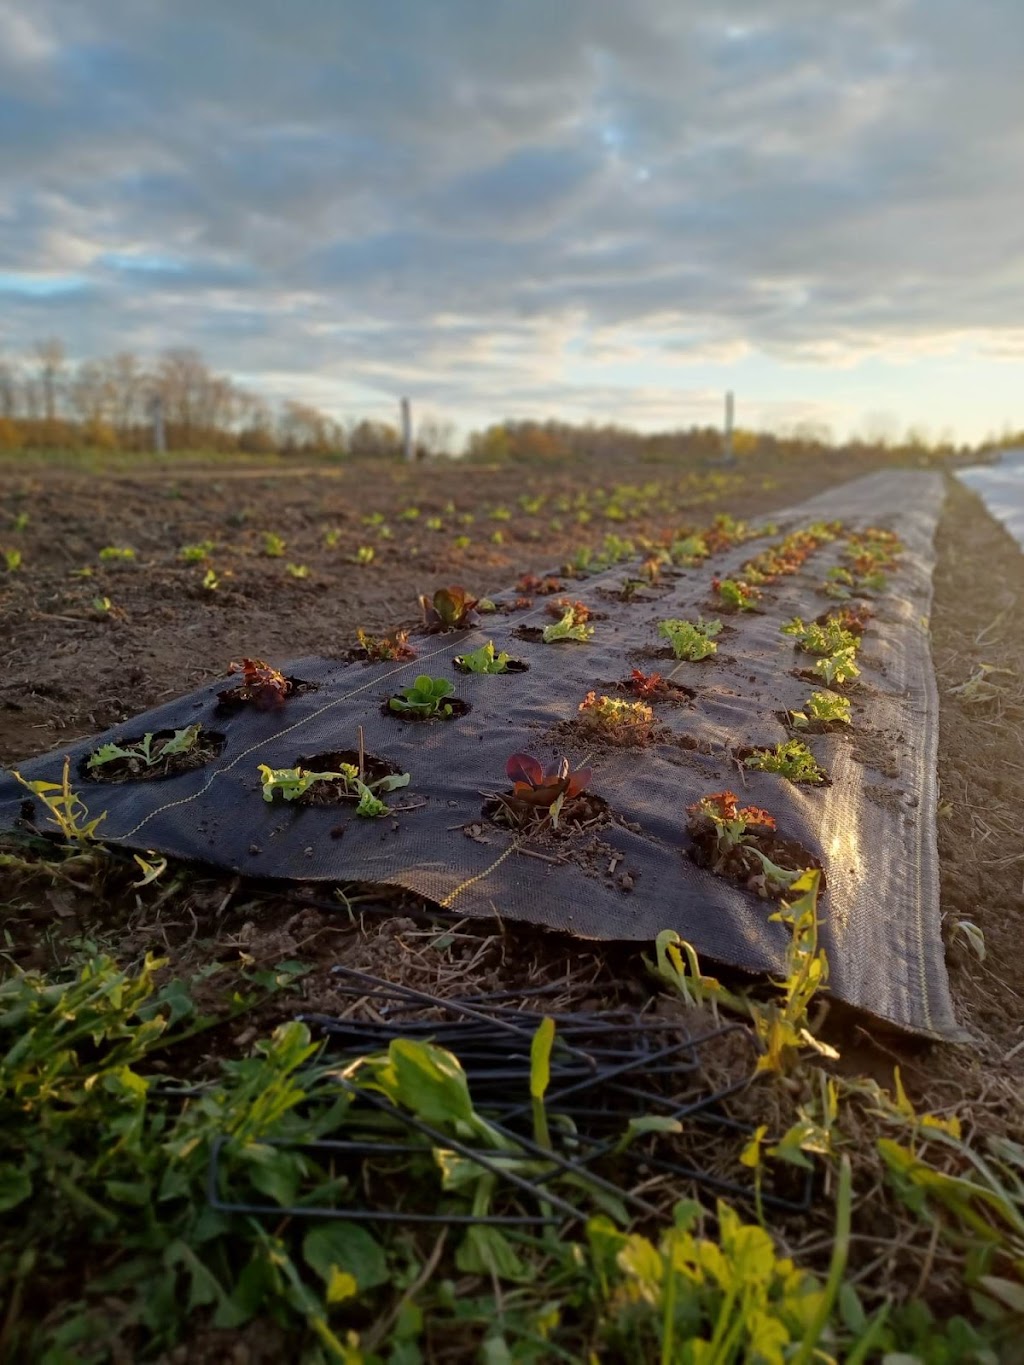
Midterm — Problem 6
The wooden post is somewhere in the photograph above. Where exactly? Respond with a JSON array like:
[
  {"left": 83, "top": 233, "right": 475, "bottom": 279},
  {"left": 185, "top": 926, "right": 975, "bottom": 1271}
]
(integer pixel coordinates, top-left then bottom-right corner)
[
  {"left": 151, "top": 394, "right": 166, "bottom": 454},
  {"left": 722, "top": 390, "right": 735, "bottom": 466},
  {"left": 401, "top": 396, "right": 413, "bottom": 462}
]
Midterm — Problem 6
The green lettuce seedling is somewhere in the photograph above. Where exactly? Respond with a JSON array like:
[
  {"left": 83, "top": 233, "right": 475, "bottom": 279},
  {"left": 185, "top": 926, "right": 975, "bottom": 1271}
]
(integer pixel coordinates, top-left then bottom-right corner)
[
  {"left": 455, "top": 641, "right": 515, "bottom": 673},
  {"left": 389, "top": 675, "right": 457, "bottom": 716},
  {"left": 712, "top": 577, "right": 761, "bottom": 612},
  {"left": 781, "top": 616, "right": 858, "bottom": 656},
  {"left": 790, "top": 691, "right": 852, "bottom": 728},
  {"left": 658, "top": 617, "right": 722, "bottom": 661},
  {"left": 88, "top": 724, "right": 202, "bottom": 770},
  {"left": 669, "top": 534, "right": 709, "bottom": 566},
  {"left": 258, "top": 763, "right": 409, "bottom": 815},
  {"left": 744, "top": 740, "right": 826, "bottom": 784},
  {"left": 813, "top": 647, "right": 861, "bottom": 687},
  {"left": 542, "top": 610, "right": 594, "bottom": 643}
]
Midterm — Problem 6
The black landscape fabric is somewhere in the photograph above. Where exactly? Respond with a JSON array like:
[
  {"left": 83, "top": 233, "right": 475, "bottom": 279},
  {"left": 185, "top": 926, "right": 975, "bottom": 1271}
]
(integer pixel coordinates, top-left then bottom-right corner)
[{"left": 0, "top": 470, "right": 967, "bottom": 1042}]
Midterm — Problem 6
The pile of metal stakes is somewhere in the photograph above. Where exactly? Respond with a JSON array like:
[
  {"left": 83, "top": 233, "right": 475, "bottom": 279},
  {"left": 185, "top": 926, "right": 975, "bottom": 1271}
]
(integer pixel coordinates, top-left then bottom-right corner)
[{"left": 207, "top": 965, "right": 813, "bottom": 1227}]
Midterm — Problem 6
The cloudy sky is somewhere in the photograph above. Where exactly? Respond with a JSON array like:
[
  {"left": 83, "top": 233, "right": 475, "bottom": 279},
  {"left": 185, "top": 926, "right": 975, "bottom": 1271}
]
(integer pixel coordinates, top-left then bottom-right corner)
[{"left": 1, "top": 0, "right": 1022, "bottom": 442}]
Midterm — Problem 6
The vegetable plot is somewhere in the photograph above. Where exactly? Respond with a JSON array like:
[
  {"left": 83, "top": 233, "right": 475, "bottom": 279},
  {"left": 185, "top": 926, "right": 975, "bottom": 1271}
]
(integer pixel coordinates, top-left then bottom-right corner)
[{"left": 0, "top": 471, "right": 963, "bottom": 1040}]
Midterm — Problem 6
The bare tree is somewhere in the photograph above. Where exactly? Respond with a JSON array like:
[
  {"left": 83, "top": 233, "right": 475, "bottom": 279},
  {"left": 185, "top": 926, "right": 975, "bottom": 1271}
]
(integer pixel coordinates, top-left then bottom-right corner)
[{"left": 34, "top": 338, "right": 66, "bottom": 422}]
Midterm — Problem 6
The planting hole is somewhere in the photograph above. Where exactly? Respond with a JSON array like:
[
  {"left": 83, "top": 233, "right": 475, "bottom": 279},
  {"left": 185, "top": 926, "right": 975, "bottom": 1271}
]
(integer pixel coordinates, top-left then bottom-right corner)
[
  {"left": 289, "top": 749, "right": 406, "bottom": 806},
  {"left": 83, "top": 726, "right": 225, "bottom": 783}
]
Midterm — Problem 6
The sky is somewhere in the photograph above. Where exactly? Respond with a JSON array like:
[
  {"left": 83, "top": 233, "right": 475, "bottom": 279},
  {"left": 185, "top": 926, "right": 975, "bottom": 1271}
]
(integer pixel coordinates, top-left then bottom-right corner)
[{"left": 0, "top": 0, "right": 1022, "bottom": 444}]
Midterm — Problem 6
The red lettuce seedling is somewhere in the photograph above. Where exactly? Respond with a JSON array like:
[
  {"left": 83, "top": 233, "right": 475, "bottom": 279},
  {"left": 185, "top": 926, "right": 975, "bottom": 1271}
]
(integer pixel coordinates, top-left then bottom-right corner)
[
  {"left": 506, "top": 752, "right": 592, "bottom": 820},
  {"left": 356, "top": 627, "right": 417, "bottom": 661},
  {"left": 627, "top": 667, "right": 664, "bottom": 699},
  {"left": 419, "top": 585, "right": 480, "bottom": 632},
  {"left": 545, "top": 597, "right": 592, "bottom": 622},
  {"left": 222, "top": 658, "right": 290, "bottom": 708},
  {"left": 686, "top": 791, "right": 775, "bottom": 856},
  {"left": 516, "top": 573, "right": 564, "bottom": 595}
]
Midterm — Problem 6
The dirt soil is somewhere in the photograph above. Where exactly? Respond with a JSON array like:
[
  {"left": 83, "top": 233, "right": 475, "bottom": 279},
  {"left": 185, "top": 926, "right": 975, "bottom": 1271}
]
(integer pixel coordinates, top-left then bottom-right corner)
[
  {"left": 2, "top": 453, "right": 1023, "bottom": 1356},
  {"left": 0, "top": 448, "right": 893, "bottom": 762}
]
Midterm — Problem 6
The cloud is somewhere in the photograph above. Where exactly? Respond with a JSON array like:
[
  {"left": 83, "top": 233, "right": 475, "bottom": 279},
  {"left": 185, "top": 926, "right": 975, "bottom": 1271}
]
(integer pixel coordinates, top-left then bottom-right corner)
[{"left": 0, "top": 0, "right": 1021, "bottom": 438}]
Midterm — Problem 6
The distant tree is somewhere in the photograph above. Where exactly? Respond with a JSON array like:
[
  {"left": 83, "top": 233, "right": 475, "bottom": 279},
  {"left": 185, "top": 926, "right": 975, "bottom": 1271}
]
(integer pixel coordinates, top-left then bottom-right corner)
[
  {"left": 34, "top": 338, "right": 65, "bottom": 422},
  {"left": 346, "top": 419, "right": 399, "bottom": 459}
]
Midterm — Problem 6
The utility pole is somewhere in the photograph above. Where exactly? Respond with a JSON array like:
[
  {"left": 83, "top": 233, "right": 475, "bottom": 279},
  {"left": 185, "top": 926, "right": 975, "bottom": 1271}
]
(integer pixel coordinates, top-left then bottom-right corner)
[
  {"left": 150, "top": 393, "right": 166, "bottom": 454},
  {"left": 401, "top": 396, "right": 414, "bottom": 462},
  {"left": 722, "top": 390, "right": 735, "bottom": 466}
]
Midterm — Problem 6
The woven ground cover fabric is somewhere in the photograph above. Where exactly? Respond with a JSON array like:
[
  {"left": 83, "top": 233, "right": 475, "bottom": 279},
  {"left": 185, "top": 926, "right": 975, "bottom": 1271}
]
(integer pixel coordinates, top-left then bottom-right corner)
[{"left": 0, "top": 469, "right": 965, "bottom": 1041}]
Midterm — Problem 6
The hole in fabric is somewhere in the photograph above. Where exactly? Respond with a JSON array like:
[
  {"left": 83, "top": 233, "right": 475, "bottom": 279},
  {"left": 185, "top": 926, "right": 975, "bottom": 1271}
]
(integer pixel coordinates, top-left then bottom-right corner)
[
  {"left": 452, "top": 655, "right": 529, "bottom": 675},
  {"left": 383, "top": 697, "right": 472, "bottom": 723},
  {"left": 217, "top": 676, "right": 317, "bottom": 711},
  {"left": 287, "top": 749, "right": 407, "bottom": 807},
  {"left": 82, "top": 728, "right": 225, "bottom": 783}
]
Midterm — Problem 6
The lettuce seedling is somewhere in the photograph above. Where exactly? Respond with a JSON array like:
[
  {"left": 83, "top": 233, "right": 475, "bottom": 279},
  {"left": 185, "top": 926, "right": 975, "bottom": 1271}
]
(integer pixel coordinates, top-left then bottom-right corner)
[
  {"left": 658, "top": 617, "right": 722, "bottom": 660},
  {"left": 578, "top": 691, "right": 654, "bottom": 740},
  {"left": 3, "top": 548, "right": 22, "bottom": 572},
  {"left": 178, "top": 541, "right": 215, "bottom": 563},
  {"left": 517, "top": 573, "right": 564, "bottom": 595},
  {"left": 258, "top": 762, "right": 409, "bottom": 814},
  {"left": 686, "top": 791, "right": 775, "bottom": 858},
  {"left": 744, "top": 740, "right": 826, "bottom": 784},
  {"left": 781, "top": 617, "right": 857, "bottom": 656},
  {"left": 356, "top": 628, "right": 417, "bottom": 662},
  {"left": 669, "top": 534, "right": 710, "bottom": 566},
  {"left": 545, "top": 597, "right": 592, "bottom": 622},
  {"left": 542, "top": 608, "right": 594, "bottom": 643},
  {"left": 711, "top": 577, "right": 761, "bottom": 612},
  {"left": 98, "top": 546, "right": 135, "bottom": 562},
  {"left": 389, "top": 675, "right": 457, "bottom": 717},
  {"left": 89, "top": 724, "right": 202, "bottom": 771},
  {"left": 454, "top": 641, "right": 514, "bottom": 673},
  {"left": 813, "top": 647, "right": 861, "bottom": 687},
  {"left": 262, "top": 532, "right": 286, "bottom": 558},
  {"left": 258, "top": 765, "right": 348, "bottom": 801},
  {"left": 419, "top": 585, "right": 480, "bottom": 632},
  {"left": 506, "top": 752, "right": 592, "bottom": 828},
  {"left": 789, "top": 691, "right": 852, "bottom": 728},
  {"left": 225, "top": 657, "right": 291, "bottom": 706},
  {"left": 626, "top": 668, "right": 664, "bottom": 699}
]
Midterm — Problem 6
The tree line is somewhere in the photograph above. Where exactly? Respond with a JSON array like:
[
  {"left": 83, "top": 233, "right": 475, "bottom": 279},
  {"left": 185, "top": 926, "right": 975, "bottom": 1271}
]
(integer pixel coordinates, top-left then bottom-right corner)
[
  {"left": 0, "top": 339, "right": 403, "bottom": 457},
  {"left": 0, "top": 338, "right": 1004, "bottom": 462}
]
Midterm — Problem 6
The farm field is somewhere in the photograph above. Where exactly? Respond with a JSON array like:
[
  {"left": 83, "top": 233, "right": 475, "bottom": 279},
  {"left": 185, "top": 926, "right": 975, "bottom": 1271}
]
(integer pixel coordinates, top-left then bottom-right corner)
[{"left": 1, "top": 449, "right": 1022, "bottom": 1363}]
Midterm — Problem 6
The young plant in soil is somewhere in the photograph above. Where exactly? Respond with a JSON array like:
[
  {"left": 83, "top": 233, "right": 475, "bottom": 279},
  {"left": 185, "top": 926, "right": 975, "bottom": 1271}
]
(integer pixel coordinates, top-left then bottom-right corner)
[
  {"left": 257, "top": 762, "right": 409, "bottom": 815},
  {"left": 577, "top": 692, "right": 656, "bottom": 745},
  {"left": 453, "top": 641, "right": 525, "bottom": 674},
  {"left": 261, "top": 532, "right": 286, "bottom": 558},
  {"left": 822, "top": 603, "right": 872, "bottom": 636},
  {"left": 669, "top": 534, "right": 710, "bottom": 566},
  {"left": 388, "top": 675, "right": 462, "bottom": 719},
  {"left": 419, "top": 585, "right": 480, "bottom": 632},
  {"left": 178, "top": 541, "right": 215, "bottom": 563},
  {"left": 812, "top": 647, "right": 860, "bottom": 687},
  {"left": 685, "top": 791, "right": 813, "bottom": 898},
  {"left": 658, "top": 617, "right": 722, "bottom": 661},
  {"left": 218, "top": 658, "right": 311, "bottom": 709},
  {"left": 711, "top": 577, "right": 761, "bottom": 612},
  {"left": 542, "top": 606, "right": 594, "bottom": 643},
  {"left": 501, "top": 751, "right": 593, "bottom": 829},
  {"left": 545, "top": 597, "right": 593, "bottom": 622},
  {"left": 86, "top": 724, "right": 220, "bottom": 781},
  {"left": 619, "top": 668, "right": 693, "bottom": 705},
  {"left": 782, "top": 616, "right": 858, "bottom": 656},
  {"left": 788, "top": 691, "right": 852, "bottom": 730},
  {"left": 516, "top": 573, "right": 564, "bottom": 595},
  {"left": 355, "top": 628, "right": 417, "bottom": 662},
  {"left": 742, "top": 739, "right": 827, "bottom": 784}
]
